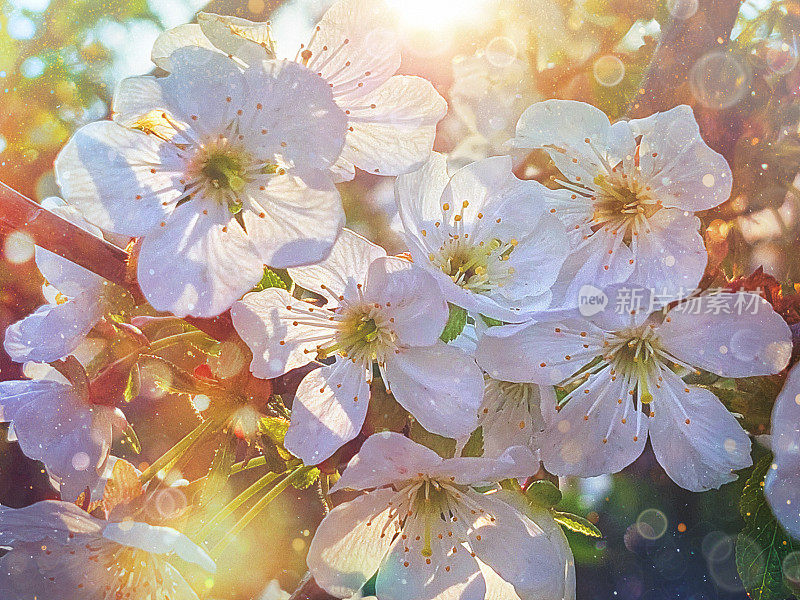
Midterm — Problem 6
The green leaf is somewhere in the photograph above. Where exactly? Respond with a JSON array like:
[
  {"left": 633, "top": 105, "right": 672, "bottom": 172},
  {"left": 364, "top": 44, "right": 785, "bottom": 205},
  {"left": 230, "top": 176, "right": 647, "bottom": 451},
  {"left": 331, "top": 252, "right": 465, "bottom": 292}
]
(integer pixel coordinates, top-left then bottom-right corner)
[
  {"left": 736, "top": 454, "right": 800, "bottom": 600},
  {"left": 120, "top": 421, "right": 141, "bottom": 454},
  {"left": 258, "top": 416, "right": 290, "bottom": 446},
  {"left": 123, "top": 363, "right": 140, "bottom": 403},
  {"left": 461, "top": 428, "right": 483, "bottom": 458},
  {"left": 252, "top": 266, "right": 289, "bottom": 292},
  {"left": 440, "top": 304, "right": 467, "bottom": 343},
  {"left": 552, "top": 511, "right": 602, "bottom": 538},
  {"left": 291, "top": 467, "right": 320, "bottom": 490},
  {"left": 197, "top": 435, "right": 237, "bottom": 508},
  {"left": 525, "top": 480, "right": 563, "bottom": 508},
  {"left": 480, "top": 315, "right": 504, "bottom": 327}
]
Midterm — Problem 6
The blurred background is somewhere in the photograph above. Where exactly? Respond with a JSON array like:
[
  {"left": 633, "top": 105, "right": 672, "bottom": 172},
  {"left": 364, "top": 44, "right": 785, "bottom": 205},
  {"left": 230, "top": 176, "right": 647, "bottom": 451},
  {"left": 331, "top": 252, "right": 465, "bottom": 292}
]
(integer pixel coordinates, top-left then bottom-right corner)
[{"left": 2, "top": 0, "right": 800, "bottom": 598}]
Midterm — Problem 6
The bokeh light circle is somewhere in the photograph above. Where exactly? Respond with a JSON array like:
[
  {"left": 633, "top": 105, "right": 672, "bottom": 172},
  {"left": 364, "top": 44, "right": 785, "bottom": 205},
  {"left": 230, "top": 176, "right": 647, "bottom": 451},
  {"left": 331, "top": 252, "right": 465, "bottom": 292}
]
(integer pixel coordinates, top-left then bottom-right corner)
[
  {"left": 486, "top": 36, "right": 518, "bottom": 68},
  {"left": 690, "top": 51, "right": 750, "bottom": 109},
  {"left": 593, "top": 55, "right": 625, "bottom": 87},
  {"left": 636, "top": 508, "right": 668, "bottom": 540},
  {"left": 667, "top": 0, "right": 698, "bottom": 19}
]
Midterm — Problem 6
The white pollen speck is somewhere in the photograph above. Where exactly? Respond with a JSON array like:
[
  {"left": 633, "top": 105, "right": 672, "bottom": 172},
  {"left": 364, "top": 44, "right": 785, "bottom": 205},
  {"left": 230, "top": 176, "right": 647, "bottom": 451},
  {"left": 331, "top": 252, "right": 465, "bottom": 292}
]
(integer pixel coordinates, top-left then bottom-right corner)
[{"left": 702, "top": 174, "right": 715, "bottom": 187}]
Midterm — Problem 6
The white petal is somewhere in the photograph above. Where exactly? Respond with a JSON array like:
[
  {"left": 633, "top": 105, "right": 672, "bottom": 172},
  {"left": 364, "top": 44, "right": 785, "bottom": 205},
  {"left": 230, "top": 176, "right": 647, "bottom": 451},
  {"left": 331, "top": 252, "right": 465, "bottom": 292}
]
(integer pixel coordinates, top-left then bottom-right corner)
[
  {"left": 631, "top": 105, "right": 732, "bottom": 211},
  {"left": 766, "top": 363, "right": 800, "bottom": 538},
  {"left": 308, "top": 487, "right": 400, "bottom": 598},
  {"left": 656, "top": 293, "right": 792, "bottom": 377},
  {"left": 4, "top": 291, "right": 102, "bottom": 364},
  {"left": 283, "top": 360, "right": 371, "bottom": 464},
  {"left": 0, "top": 500, "right": 102, "bottom": 545},
  {"left": 626, "top": 208, "right": 707, "bottom": 296},
  {"left": 288, "top": 228, "right": 385, "bottom": 302},
  {"left": 384, "top": 343, "right": 483, "bottom": 439},
  {"left": 512, "top": 100, "right": 621, "bottom": 184},
  {"left": 376, "top": 517, "right": 486, "bottom": 600},
  {"left": 136, "top": 206, "right": 264, "bottom": 318},
  {"left": 479, "top": 380, "right": 552, "bottom": 459},
  {"left": 305, "top": 0, "right": 400, "bottom": 102},
  {"left": 363, "top": 256, "right": 449, "bottom": 347},
  {"left": 541, "top": 365, "right": 648, "bottom": 478},
  {"left": 54, "top": 121, "right": 183, "bottom": 236},
  {"left": 242, "top": 170, "right": 344, "bottom": 269},
  {"left": 427, "top": 446, "right": 538, "bottom": 485},
  {"left": 335, "top": 75, "right": 446, "bottom": 178},
  {"left": 197, "top": 12, "right": 276, "bottom": 64},
  {"left": 649, "top": 368, "right": 751, "bottom": 492},
  {"left": 396, "top": 151, "right": 451, "bottom": 243},
  {"left": 232, "top": 288, "right": 336, "bottom": 379},
  {"left": 244, "top": 60, "right": 347, "bottom": 171},
  {"left": 475, "top": 319, "right": 604, "bottom": 386},
  {"left": 151, "top": 23, "right": 218, "bottom": 71},
  {"left": 331, "top": 431, "right": 443, "bottom": 492},
  {"left": 467, "top": 492, "right": 566, "bottom": 600},
  {"left": 102, "top": 521, "right": 216, "bottom": 572}
]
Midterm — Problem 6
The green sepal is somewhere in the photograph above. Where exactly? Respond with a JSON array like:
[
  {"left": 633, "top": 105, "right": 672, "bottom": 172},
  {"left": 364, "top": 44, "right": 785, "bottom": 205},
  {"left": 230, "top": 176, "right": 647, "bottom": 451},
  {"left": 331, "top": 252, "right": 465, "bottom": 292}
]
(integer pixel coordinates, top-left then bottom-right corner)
[
  {"left": 123, "top": 363, "right": 140, "bottom": 403},
  {"left": 552, "top": 511, "right": 602, "bottom": 538},
  {"left": 525, "top": 480, "right": 563, "bottom": 508},
  {"left": 252, "top": 266, "right": 290, "bottom": 292},
  {"left": 440, "top": 303, "right": 467, "bottom": 343},
  {"left": 120, "top": 421, "right": 141, "bottom": 454},
  {"left": 291, "top": 467, "right": 320, "bottom": 490}
]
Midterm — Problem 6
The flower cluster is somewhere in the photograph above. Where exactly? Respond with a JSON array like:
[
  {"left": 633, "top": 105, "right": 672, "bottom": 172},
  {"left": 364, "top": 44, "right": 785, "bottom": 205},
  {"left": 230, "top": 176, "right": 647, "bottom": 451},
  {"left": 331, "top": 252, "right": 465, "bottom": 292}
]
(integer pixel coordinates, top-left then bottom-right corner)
[{"left": 1, "top": 1, "right": 798, "bottom": 599}]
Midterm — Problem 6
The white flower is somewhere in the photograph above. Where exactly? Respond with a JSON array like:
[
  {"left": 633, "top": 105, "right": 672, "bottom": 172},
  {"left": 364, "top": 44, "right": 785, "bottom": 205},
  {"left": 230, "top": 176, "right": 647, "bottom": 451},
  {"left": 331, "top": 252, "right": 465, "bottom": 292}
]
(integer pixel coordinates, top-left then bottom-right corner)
[
  {"left": 231, "top": 229, "right": 484, "bottom": 464},
  {"left": 55, "top": 45, "right": 347, "bottom": 318},
  {"left": 3, "top": 200, "right": 124, "bottom": 364},
  {"left": 511, "top": 101, "right": 733, "bottom": 305},
  {"left": 151, "top": 0, "right": 447, "bottom": 182},
  {"left": 475, "top": 291, "right": 793, "bottom": 491},
  {"left": 395, "top": 153, "right": 570, "bottom": 322},
  {"left": 0, "top": 374, "right": 127, "bottom": 501},
  {"left": 766, "top": 362, "right": 800, "bottom": 538},
  {"left": 307, "top": 432, "right": 572, "bottom": 600},
  {"left": 0, "top": 500, "right": 214, "bottom": 600}
]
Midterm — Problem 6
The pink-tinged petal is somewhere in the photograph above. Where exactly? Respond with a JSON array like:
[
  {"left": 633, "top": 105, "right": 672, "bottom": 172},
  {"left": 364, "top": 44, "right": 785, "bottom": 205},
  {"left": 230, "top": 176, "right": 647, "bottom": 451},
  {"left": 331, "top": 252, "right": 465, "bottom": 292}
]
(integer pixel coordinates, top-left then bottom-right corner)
[
  {"left": 427, "top": 446, "right": 538, "bottom": 485},
  {"left": 136, "top": 205, "right": 264, "bottom": 318},
  {"left": 308, "top": 487, "right": 400, "bottom": 598},
  {"left": 197, "top": 12, "right": 276, "bottom": 64},
  {"left": 283, "top": 360, "right": 371, "bottom": 464},
  {"left": 335, "top": 75, "right": 446, "bottom": 179},
  {"left": 331, "top": 431, "right": 442, "bottom": 493},
  {"left": 649, "top": 367, "right": 751, "bottom": 492},
  {"left": 363, "top": 256, "right": 449, "bottom": 347},
  {"left": 232, "top": 288, "right": 336, "bottom": 379},
  {"left": 475, "top": 319, "right": 604, "bottom": 386},
  {"left": 541, "top": 365, "right": 648, "bottom": 478},
  {"left": 304, "top": 0, "right": 400, "bottom": 103},
  {"left": 3, "top": 290, "right": 103, "bottom": 364},
  {"left": 288, "top": 228, "right": 386, "bottom": 303},
  {"left": 376, "top": 516, "right": 486, "bottom": 600},
  {"left": 151, "top": 23, "right": 217, "bottom": 71},
  {"left": 766, "top": 363, "right": 800, "bottom": 538},
  {"left": 384, "top": 343, "right": 483, "bottom": 439},
  {"left": 102, "top": 522, "right": 215, "bottom": 571},
  {"left": 626, "top": 208, "right": 707, "bottom": 296},
  {"left": 242, "top": 170, "right": 344, "bottom": 269},
  {"left": 656, "top": 293, "right": 792, "bottom": 377},
  {"left": 54, "top": 121, "right": 184, "bottom": 236},
  {"left": 631, "top": 105, "right": 732, "bottom": 212},
  {"left": 467, "top": 491, "right": 566, "bottom": 600}
]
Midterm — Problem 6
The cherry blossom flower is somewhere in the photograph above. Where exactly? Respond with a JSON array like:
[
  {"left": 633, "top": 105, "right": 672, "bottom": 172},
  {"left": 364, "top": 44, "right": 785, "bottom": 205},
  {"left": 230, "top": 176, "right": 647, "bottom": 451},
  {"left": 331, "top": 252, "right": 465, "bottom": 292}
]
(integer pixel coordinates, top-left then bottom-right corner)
[
  {"left": 55, "top": 45, "right": 347, "bottom": 317},
  {"left": 0, "top": 500, "right": 214, "bottom": 600},
  {"left": 307, "top": 432, "right": 573, "bottom": 600},
  {"left": 475, "top": 291, "right": 792, "bottom": 491},
  {"left": 765, "top": 362, "right": 800, "bottom": 538},
  {"left": 395, "top": 153, "right": 569, "bottom": 321},
  {"left": 4, "top": 199, "right": 124, "bottom": 364},
  {"left": 231, "top": 229, "right": 484, "bottom": 464},
  {"left": 511, "top": 101, "right": 732, "bottom": 305},
  {"left": 151, "top": 0, "right": 447, "bottom": 182},
  {"left": 0, "top": 372, "right": 127, "bottom": 501}
]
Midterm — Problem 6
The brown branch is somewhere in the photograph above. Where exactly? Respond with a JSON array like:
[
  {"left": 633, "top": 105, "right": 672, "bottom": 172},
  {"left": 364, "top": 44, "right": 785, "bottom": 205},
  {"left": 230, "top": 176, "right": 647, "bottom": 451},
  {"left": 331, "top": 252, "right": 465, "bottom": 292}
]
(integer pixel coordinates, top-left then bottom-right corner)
[
  {"left": 0, "top": 182, "right": 234, "bottom": 340},
  {"left": 628, "top": 0, "right": 743, "bottom": 118}
]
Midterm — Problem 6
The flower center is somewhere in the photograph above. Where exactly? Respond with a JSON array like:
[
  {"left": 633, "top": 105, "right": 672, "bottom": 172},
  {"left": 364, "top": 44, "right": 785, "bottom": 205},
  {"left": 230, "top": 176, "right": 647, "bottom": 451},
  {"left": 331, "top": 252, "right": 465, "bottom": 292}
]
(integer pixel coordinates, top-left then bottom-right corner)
[
  {"left": 430, "top": 237, "right": 517, "bottom": 294},
  {"left": 318, "top": 305, "right": 396, "bottom": 365},
  {"left": 590, "top": 173, "right": 660, "bottom": 244},
  {"left": 201, "top": 150, "right": 248, "bottom": 193}
]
